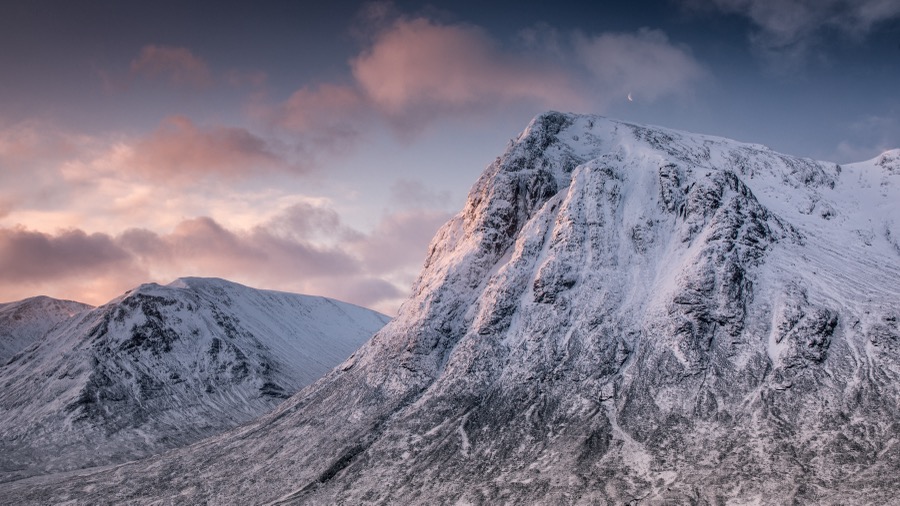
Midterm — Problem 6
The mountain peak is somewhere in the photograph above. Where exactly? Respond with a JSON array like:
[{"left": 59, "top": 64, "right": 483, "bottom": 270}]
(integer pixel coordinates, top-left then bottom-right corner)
[
  {"left": 0, "top": 280, "right": 388, "bottom": 482},
  {"left": 0, "top": 296, "right": 91, "bottom": 365},
  {"left": 6, "top": 115, "right": 899, "bottom": 504},
  {"left": 166, "top": 276, "right": 240, "bottom": 290}
]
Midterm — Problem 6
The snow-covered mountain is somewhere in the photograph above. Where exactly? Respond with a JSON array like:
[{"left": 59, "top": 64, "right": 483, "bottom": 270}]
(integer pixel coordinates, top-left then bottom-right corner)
[
  {"left": 4, "top": 113, "right": 899, "bottom": 504},
  {"left": 0, "top": 277, "right": 389, "bottom": 482},
  {"left": 0, "top": 296, "right": 91, "bottom": 365}
]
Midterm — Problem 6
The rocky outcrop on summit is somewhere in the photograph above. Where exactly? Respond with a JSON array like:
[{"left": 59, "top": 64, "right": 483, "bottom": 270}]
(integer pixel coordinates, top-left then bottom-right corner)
[
  {"left": 0, "top": 278, "right": 389, "bottom": 483},
  {"left": 5, "top": 113, "right": 899, "bottom": 505}
]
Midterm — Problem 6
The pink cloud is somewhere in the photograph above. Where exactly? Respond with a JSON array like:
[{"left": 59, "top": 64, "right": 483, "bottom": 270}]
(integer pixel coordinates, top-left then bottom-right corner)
[
  {"left": 0, "top": 226, "right": 135, "bottom": 284},
  {"left": 351, "top": 208, "right": 453, "bottom": 274},
  {"left": 268, "top": 84, "right": 369, "bottom": 150},
  {"left": 351, "top": 17, "right": 585, "bottom": 124},
  {"left": 128, "top": 116, "right": 289, "bottom": 180},
  {"left": 0, "top": 121, "right": 84, "bottom": 166},
  {"left": 130, "top": 45, "right": 212, "bottom": 88},
  {"left": 0, "top": 121, "right": 104, "bottom": 219},
  {"left": 267, "top": 14, "right": 705, "bottom": 140},
  {"left": 0, "top": 196, "right": 439, "bottom": 312},
  {"left": 278, "top": 84, "right": 364, "bottom": 132},
  {"left": 0, "top": 193, "right": 452, "bottom": 314}
]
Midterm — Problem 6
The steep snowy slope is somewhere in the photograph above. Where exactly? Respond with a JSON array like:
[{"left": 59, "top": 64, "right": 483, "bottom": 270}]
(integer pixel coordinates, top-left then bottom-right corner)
[
  {"left": 0, "top": 277, "right": 389, "bottom": 482},
  {"left": 4, "top": 113, "right": 899, "bottom": 505},
  {"left": 0, "top": 296, "right": 91, "bottom": 365}
]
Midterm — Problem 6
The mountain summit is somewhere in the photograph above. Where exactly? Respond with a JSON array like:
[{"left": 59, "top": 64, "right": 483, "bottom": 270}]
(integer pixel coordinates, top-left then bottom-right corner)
[
  {"left": 0, "top": 296, "right": 91, "bottom": 365},
  {"left": 5, "top": 113, "right": 899, "bottom": 504},
  {"left": 0, "top": 277, "right": 389, "bottom": 482}
]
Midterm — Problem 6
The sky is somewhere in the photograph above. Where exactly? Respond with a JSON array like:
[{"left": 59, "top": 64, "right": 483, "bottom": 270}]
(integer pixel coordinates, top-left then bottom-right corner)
[{"left": 1, "top": 0, "right": 899, "bottom": 314}]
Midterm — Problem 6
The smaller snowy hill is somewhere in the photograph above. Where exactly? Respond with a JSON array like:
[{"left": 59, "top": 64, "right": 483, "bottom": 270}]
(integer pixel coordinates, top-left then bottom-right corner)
[
  {"left": 0, "top": 296, "right": 92, "bottom": 365},
  {"left": 0, "top": 277, "right": 389, "bottom": 482}
]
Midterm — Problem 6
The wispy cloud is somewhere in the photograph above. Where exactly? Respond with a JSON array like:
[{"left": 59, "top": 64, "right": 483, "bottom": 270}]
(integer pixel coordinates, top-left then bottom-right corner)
[
  {"left": 262, "top": 83, "right": 369, "bottom": 153},
  {"left": 130, "top": 44, "right": 213, "bottom": 88},
  {"left": 263, "top": 12, "right": 706, "bottom": 140},
  {"left": 350, "top": 17, "right": 586, "bottom": 128},
  {"left": 831, "top": 112, "right": 900, "bottom": 163},
  {"left": 127, "top": 116, "right": 291, "bottom": 180},
  {"left": 692, "top": 0, "right": 900, "bottom": 65},
  {"left": 574, "top": 28, "right": 706, "bottom": 104}
]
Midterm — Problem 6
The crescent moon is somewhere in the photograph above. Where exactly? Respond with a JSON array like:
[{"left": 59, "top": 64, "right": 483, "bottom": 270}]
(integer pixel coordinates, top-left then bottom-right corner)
[{"left": 627, "top": 93, "right": 633, "bottom": 102}]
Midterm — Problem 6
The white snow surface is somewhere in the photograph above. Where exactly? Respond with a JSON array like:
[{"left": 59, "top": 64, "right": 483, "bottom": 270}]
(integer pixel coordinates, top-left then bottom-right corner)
[
  {"left": 0, "top": 277, "right": 389, "bottom": 482},
  {"left": 2, "top": 113, "right": 899, "bottom": 505},
  {"left": 0, "top": 296, "right": 91, "bottom": 365}
]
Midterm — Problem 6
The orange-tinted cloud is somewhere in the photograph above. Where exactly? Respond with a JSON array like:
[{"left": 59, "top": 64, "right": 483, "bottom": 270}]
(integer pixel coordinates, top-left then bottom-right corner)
[{"left": 130, "top": 45, "right": 212, "bottom": 88}]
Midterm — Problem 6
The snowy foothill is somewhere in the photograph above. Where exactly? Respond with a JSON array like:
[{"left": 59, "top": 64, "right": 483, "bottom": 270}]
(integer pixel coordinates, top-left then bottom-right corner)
[{"left": 0, "top": 277, "right": 389, "bottom": 482}]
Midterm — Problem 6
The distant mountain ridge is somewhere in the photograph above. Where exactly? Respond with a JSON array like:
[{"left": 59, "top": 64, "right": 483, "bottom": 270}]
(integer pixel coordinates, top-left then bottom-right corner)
[
  {"left": 0, "top": 277, "right": 389, "bottom": 482},
  {"left": 4, "top": 113, "right": 899, "bottom": 504},
  {"left": 0, "top": 296, "right": 92, "bottom": 365}
]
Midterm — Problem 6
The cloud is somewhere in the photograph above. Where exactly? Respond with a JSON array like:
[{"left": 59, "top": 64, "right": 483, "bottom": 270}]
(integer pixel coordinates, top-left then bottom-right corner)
[
  {"left": 127, "top": 115, "right": 290, "bottom": 180},
  {"left": 574, "top": 28, "right": 707, "bottom": 104},
  {"left": 267, "top": 84, "right": 369, "bottom": 151},
  {"left": 831, "top": 112, "right": 900, "bottom": 163},
  {"left": 0, "top": 120, "right": 87, "bottom": 168},
  {"left": 350, "top": 17, "right": 585, "bottom": 126},
  {"left": 225, "top": 69, "right": 268, "bottom": 88},
  {"left": 130, "top": 45, "right": 212, "bottom": 88},
  {"left": 0, "top": 116, "right": 294, "bottom": 212},
  {"left": 388, "top": 179, "right": 452, "bottom": 209},
  {"left": 313, "top": 278, "right": 404, "bottom": 311},
  {"left": 0, "top": 227, "right": 133, "bottom": 283},
  {"left": 268, "top": 14, "right": 706, "bottom": 138},
  {"left": 0, "top": 195, "right": 452, "bottom": 315},
  {"left": 352, "top": 209, "right": 453, "bottom": 274},
  {"left": 694, "top": 0, "right": 900, "bottom": 64},
  {"left": 0, "top": 121, "right": 106, "bottom": 219},
  {"left": 263, "top": 202, "right": 363, "bottom": 243}
]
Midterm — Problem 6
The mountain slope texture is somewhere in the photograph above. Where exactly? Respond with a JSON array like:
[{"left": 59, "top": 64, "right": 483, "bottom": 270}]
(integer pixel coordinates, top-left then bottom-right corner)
[
  {"left": 0, "top": 296, "right": 91, "bottom": 365},
  {"left": 0, "top": 277, "right": 389, "bottom": 482},
  {"left": 3, "top": 113, "right": 899, "bottom": 504}
]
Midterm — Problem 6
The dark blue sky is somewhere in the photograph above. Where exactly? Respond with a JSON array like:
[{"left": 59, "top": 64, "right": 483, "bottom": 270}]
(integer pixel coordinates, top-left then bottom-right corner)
[{"left": 1, "top": 0, "right": 898, "bottom": 310}]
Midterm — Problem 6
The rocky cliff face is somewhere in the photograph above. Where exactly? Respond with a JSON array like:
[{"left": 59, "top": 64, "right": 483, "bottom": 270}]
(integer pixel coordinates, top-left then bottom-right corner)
[
  {"left": 3, "top": 113, "right": 899, "bottom": 505},
  {"left": 0, "top": 277, "right": 389, "bottom": 482}
]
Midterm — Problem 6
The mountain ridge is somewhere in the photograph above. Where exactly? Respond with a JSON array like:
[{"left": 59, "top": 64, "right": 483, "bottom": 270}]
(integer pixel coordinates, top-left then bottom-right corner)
[
  {"left": 3, "top": 112, "right": 898, "bottom": 504},
  {"left": 0, "top": 296, "right": 92, "bottom": 366},
  {"left": 0, "top": 277, "right": 390, "bottom": 483}
]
